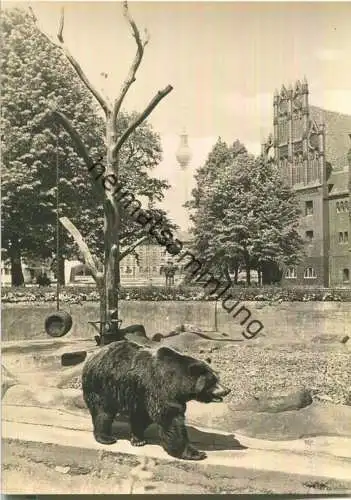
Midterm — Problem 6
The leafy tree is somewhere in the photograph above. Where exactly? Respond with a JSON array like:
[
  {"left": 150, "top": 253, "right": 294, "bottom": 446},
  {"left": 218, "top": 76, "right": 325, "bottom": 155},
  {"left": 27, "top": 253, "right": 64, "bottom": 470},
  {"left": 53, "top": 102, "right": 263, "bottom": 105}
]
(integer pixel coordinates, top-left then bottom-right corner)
[
  {"left": 188, "top": 140, "right": 304, "bottom": 285},
  {"left": 13, "top": 2, "right": 173, "bottom": 341},
  {"left": 1, "top": 8, "right": 172, "bottom": 288}
]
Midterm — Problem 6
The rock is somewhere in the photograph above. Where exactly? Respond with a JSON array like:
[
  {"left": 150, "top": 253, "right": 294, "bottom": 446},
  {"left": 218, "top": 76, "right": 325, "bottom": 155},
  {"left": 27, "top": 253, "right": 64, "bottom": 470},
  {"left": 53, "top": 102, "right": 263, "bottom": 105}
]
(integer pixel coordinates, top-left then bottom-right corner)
[
  {"left": 55, "top": 465, "right": 70, "bottom": 474},
  {"left": 73, "top": 394, "right": 86, "bottom": 409},
  {"left": 1, "top": 364, "right": 18, "bottom": 399},
  {"left": 312, "top": 334, "right": 349, "bottom": 344},
  {"left": 209, "top": 346, "right": 219, "bottom": 353},
  {"left": 153, "top": 324, "right": 205, "bottom": 341},
  {"left": 229, "top": 388, "right": 313, "bottom": 413},
  {"left": 151, "top": 333, "right": 163, "bottom": 342},
  {"left": 315, "top": 394, "right": 334, "bottom": 403},
  {"left": 157, "top": 329, "right": 181, "bottom": 339}
]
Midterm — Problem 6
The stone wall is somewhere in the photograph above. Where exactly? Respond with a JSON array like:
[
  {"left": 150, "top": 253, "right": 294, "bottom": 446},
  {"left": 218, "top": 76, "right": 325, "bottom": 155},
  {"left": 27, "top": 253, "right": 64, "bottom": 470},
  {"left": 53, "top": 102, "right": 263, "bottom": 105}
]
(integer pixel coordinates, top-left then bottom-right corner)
[{"left": 2, "top": 301, "right": 350, "bottom": 341}]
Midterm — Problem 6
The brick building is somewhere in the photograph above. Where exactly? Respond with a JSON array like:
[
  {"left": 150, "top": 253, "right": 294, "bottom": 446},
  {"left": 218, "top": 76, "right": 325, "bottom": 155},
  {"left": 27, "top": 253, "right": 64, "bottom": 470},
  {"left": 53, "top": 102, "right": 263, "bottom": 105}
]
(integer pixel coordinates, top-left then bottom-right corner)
[{"left": 262, "top": 79, "right": 351, "bottom": 287}]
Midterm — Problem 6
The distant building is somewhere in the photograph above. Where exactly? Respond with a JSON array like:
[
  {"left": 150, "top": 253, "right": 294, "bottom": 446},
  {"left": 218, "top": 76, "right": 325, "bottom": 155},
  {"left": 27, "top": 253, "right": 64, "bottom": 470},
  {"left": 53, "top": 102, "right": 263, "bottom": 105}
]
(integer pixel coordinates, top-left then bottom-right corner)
[
  {"left": 119, "top": 230, "right": 192, "bottom": 287},
  {"left": 262, "top": 79, "right": 351, "bottom": 287},
  {"left": 62, "top": 231, "right": 192, "bottom": 287},
  {"left": 1, "top": 258, "right": 54, "bottom": 286}
]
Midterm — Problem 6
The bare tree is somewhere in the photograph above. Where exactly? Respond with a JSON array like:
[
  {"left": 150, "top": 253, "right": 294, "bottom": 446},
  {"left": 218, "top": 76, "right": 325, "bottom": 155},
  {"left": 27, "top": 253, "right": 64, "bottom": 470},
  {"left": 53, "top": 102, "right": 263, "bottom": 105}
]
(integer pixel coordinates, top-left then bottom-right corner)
[{"left": 34, "top": 2, "right": 173, "bottom": 343}]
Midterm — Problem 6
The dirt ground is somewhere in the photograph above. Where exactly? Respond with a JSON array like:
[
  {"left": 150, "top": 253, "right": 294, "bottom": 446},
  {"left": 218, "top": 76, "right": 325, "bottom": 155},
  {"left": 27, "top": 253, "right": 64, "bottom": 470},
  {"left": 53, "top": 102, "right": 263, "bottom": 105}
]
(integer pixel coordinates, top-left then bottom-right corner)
[
  {"left": 63, "top": 334, "right": 351, "bottom": 406},
  {"left": 2, "top": 439, "right": 351, "bottom": 495},
  {"left": 2, "top": 332, "right": 351, "bottom": 494}
]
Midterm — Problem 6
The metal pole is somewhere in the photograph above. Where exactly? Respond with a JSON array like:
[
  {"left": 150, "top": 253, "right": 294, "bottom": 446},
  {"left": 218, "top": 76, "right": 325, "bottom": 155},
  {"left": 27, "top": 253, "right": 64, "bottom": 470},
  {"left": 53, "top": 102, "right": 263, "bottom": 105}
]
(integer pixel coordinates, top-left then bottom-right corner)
[
  {"left": 56, "top": 137, "right": 60, "bottom": 312},
  {"left": 214, "top": 298, "right": 218, "bottom": 332}
]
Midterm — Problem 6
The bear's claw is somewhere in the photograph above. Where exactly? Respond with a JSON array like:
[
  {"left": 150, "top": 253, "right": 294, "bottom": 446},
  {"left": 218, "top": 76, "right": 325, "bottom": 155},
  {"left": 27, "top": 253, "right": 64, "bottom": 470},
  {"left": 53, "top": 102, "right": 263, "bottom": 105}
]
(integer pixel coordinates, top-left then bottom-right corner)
[
  {"left": 182, "top": 446, "right": 207, "bottom": 461},
  {"left": 131, "top": 436, "right": 147, "bottom": 447}
]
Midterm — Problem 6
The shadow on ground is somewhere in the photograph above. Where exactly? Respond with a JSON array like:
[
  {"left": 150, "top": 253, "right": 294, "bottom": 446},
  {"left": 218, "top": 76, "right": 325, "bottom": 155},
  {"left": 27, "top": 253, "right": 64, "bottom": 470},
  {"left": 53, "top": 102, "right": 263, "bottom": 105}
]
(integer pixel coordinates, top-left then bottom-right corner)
[{"left": 110, "top": 420, "right": 247, "bottom": 452}]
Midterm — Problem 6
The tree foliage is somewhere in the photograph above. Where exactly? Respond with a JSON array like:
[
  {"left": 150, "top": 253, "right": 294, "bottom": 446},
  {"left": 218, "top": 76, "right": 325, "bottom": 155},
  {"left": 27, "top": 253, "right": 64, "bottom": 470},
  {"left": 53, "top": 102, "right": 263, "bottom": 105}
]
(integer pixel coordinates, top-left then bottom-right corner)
[{"left": 188, "top": 138, "right": 304, "bottom": 284}]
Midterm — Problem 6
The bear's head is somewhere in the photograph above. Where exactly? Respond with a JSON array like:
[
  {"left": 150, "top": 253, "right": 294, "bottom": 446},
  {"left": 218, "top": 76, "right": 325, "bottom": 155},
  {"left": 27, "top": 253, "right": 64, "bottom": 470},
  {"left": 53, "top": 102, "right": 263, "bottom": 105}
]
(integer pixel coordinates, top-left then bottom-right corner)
[
  {"left": 154, "top": 347, "right": 230, "bottom": 404},
  {"left": 188, "top": 360, "right": 231, "bottom": 403}
]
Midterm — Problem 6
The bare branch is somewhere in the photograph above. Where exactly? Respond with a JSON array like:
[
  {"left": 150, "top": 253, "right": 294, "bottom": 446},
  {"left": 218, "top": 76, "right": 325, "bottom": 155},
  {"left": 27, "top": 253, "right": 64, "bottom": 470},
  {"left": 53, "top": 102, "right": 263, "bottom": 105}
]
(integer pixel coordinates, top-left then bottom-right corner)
[
  {"left": 119, "top": 235, "right": 148, "bottom": 261},
  {"left": 28, "top": 6, "right": 37, "bottom": 22},
  {"left": 32, "top": 7, "right": 110, "bottom": 116},
  {"left": 56, "top": 8, "right": 111, "bottom": 116},
  {"left": 112, "top": 1, "right": 149, "bottom": 131},
  {"left": 57, "top": 7, "right": 64, "bottom": 42},
  {"left": 49, "top": 109, "right": 104, "bottom": 195},
  {"left": 113, "top": 85, "right": 173, "bottom": 156},
  {"left": 60, "top": 216, "right": 103, "bottom": 283}
]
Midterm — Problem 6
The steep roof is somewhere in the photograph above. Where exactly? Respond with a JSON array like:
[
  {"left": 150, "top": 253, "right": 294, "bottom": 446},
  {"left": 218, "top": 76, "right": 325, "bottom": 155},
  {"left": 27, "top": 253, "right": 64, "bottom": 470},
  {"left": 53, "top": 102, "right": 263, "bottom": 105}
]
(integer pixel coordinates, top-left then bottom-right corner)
[{"left": 310, "top": 106, "right": 351, "bottom": 170}]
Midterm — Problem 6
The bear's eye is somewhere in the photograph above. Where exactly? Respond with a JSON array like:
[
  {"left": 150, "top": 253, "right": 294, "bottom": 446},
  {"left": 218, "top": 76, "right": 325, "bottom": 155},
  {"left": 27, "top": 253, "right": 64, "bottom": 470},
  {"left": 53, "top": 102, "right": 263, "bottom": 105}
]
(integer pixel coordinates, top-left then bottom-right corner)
[{"left": 207, "top": 376, "right": 218, "bottom": 389}]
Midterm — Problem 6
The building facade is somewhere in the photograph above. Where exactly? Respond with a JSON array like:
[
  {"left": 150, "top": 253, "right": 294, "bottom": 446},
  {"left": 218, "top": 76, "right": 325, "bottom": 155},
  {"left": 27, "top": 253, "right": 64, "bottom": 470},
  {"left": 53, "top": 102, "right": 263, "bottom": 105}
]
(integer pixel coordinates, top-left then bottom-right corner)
[
  {"left": 262, "top": 79, "right": 351, "bottom": 287},
  {"left": 119, "top": 231, "right": 191, "bottom": 287}
]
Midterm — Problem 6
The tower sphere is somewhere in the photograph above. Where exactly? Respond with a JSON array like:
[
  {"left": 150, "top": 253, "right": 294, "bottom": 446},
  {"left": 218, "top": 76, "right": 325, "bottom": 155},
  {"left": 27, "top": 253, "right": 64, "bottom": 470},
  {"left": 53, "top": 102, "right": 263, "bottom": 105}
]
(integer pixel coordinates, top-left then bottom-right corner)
[{"left": 176, "top": 130, "right": 192, "bottom": 169}]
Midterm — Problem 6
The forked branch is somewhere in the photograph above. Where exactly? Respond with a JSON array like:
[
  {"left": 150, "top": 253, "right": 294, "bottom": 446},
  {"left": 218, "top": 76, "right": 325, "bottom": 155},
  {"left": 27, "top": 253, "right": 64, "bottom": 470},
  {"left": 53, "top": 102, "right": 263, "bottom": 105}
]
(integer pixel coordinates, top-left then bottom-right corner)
[
  {"left": 112, "top": 1, "right": 150, "bottom": 129},
  {"left": 31, "top": 6, "right": 110, "bottom": 116},
  {"left": 56, "top": 8, "right": 111, "bottom": 116},
  {"left": 113, "top": 84, "right": 173, "bottom": 156}
]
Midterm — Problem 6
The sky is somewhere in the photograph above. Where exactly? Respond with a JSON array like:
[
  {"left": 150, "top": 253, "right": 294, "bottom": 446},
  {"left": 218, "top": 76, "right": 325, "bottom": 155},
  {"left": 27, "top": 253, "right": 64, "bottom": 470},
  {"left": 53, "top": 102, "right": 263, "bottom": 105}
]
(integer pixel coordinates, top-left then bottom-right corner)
[{"left": 5, "top": 1, "right": 351, "bottom": 229}]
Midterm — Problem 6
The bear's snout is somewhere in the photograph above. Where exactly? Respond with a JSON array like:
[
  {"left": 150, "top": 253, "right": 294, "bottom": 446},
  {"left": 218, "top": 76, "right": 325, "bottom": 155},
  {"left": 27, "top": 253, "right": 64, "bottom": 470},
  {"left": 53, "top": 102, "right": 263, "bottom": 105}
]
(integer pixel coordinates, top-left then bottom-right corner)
[{"left": 211, "top": 383, "right": 231, "bottom": 401}]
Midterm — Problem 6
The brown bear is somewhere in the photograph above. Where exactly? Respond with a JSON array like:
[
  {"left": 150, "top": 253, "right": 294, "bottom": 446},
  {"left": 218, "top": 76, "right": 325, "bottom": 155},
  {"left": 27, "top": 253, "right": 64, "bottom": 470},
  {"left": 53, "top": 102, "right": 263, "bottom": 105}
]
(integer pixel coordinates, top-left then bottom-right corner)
[{"left": 82, "top": 340, "right": 230, "bottom": 460}]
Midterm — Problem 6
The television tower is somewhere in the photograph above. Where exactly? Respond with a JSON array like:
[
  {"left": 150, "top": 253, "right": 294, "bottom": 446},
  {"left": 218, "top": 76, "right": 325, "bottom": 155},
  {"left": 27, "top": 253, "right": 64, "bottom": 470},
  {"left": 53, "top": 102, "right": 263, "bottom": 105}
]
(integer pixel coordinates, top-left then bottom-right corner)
[{"left": 176, "top": 129, "right": 192, "bottom": 229}]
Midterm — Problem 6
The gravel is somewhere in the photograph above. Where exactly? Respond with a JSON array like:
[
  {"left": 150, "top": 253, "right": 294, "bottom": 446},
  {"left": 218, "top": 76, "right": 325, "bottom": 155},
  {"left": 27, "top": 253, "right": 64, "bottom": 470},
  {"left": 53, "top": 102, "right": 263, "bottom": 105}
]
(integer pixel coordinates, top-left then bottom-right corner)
[
  {"left": 64, "top": 339, "right": 351, "bottom": 406},
  {"left": 188, "top": 342, "right": 351, "bottom": 406}
]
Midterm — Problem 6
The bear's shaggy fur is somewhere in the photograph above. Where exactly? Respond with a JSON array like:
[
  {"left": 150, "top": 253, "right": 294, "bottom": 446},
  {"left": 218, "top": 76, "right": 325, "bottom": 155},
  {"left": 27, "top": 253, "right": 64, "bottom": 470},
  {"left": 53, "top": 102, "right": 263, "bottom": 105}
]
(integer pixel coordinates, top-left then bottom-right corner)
[{"left": 82, "top": 340, "right": 230, "bottom": 460}]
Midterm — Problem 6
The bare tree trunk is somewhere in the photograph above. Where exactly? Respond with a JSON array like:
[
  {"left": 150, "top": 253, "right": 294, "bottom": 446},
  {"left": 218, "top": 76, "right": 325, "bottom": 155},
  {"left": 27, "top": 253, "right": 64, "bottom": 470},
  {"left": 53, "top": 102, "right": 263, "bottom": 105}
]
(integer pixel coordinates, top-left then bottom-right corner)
[
  {"left": 10, "top": 240, "right": 24, "bottom": 286},
  {"left": 102, "top": 114, "right": 121, "bottom": 341},
  {"left": 36, "top": 2, "right": 173, "bottom": 341},
  {"left": 245, "top": 260, "right": 251, "bottom": 286},
  {"left": 224, "top": 265, "right": 231, "bottom": 285},
  {"left": 233, "top": 265, "right": 238, "bottom": 285}
]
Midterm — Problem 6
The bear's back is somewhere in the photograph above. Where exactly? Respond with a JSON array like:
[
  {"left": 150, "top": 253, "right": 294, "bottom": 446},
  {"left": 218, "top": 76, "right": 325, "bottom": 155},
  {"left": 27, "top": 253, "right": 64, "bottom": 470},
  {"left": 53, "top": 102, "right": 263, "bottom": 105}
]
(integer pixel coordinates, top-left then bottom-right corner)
[{"left": 82, "top": 340, "right": 143, "bottom": 381}]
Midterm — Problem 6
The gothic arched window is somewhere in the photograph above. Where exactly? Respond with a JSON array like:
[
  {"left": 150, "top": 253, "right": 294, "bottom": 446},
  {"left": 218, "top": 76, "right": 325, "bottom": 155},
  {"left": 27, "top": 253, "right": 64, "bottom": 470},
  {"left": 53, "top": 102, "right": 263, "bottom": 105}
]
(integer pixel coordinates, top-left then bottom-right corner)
[
  {"left": 307, "top": 154, "right": 313, "bottom": 183},
  {"left": 292, "top": 112, "right": 303, "bottom": 141},
  {"left": 285, "top": 267, "right": 297, "bottom": 279},
  {"left": 304, "top": 267, "right": 317, "bottom": 279},
  {"left": 278, "top": 118, "right": 288, "bottom": 143}
]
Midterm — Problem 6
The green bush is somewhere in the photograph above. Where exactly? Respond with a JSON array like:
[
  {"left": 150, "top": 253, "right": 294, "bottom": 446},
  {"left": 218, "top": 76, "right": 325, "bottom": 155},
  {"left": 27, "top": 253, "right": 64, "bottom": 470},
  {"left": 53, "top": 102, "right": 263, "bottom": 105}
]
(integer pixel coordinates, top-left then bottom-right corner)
[{"left": 1, "top": 284, "right": 351, "bottom": 303}]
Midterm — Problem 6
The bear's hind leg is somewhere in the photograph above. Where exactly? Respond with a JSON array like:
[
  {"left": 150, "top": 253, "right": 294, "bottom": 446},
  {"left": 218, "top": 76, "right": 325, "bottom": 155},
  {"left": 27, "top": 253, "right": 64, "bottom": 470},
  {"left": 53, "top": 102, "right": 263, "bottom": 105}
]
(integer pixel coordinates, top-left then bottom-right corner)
[
  {"left": 160, "top": 408, "right": 207, "bottom": 461},
  {"left": 130, "top": 411, "right": 151, "bottom": 447},
  {"left": 93, "top": 410, "right": 117, "bottom": 445}
]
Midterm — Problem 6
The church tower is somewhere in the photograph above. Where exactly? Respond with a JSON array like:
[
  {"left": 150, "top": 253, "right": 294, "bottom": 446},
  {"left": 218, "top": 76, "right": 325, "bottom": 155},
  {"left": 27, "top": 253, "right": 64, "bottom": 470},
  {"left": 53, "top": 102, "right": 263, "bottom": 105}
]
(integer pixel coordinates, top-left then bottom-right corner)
[
  {"left": 262, "top": 78, "right": 329, "bottom": 287},
  {"left": 265, "top": 78, "right": 326, "bottom": 188}
]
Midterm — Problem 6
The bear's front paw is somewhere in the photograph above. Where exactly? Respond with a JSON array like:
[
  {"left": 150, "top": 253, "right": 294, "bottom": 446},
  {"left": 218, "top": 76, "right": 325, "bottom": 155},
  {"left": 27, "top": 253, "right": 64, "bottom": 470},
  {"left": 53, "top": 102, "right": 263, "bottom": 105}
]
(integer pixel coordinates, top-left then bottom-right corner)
[
  {"left": 94, "top": 433, "right": 117, "bottom": 445},
  {"left": 131, "top": 435, "right": 147, "bottom": 447},
  {"left": 182, "top": 445, "right": 207, "bottom": 461}
]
